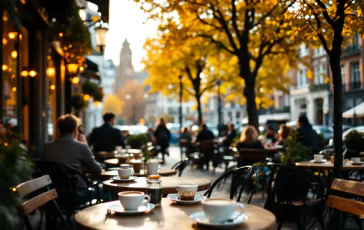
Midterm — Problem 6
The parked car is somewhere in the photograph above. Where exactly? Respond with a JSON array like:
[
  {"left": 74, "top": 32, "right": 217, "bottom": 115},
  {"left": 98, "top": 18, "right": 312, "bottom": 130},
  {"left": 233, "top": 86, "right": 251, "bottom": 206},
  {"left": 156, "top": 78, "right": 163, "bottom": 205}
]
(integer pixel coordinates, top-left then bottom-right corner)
[
  {"left": 167, "top": 123, "right": 181, "bottom": 144},
  {"left": 328, "top": 126, "right": 364, "bottom": 146},
  {"left": 115, "top": 125, "right": 148, "bottom": 135},
  {"left": 313, "top": 125, "right": 333, "bottom": 142}
]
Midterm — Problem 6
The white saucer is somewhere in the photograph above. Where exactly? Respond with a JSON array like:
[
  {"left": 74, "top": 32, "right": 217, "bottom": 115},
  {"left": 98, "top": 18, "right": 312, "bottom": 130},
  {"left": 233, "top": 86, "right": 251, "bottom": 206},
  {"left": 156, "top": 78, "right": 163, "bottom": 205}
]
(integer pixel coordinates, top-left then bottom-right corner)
[
  {"left": 111, "top": 176, "right": 138, "bottom": 182},
  {"left": 190, "top": 211, "right": 247, "bottom": 228},
  {"left": 167, "top": 193, "right": 203, "bottom": 204},
  {"left": 107, "top": 203, "right": 155, "bottom": 215},
  {"left": 310, "top": 159, "right": 327, "bottom": 163}
]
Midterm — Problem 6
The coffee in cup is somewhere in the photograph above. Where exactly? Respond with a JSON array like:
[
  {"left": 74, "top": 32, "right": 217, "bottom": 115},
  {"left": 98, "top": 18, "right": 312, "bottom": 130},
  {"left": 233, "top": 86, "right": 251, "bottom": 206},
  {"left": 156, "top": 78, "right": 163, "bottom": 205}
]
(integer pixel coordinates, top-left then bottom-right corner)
[
  {"left": 177, "top": 184, "right": 198, "bottom": 200},
  {"left": 131, "top": 160, "right": 142, "bottom": 173},
  {"left": 118, "top": 168, "right": 134, "bottom": 179},
  {"left": 118, "top": 191, "right": 150, "bottom": 210},
  {"left": 201, "top": 198, "right": 245, "bottom": 223},
  {"left": 314, "top": 154, "right": 323, "bottom": 162},
  {"left": 133, "top": 153, "right": 140, "bottom": 160},
  {"left": 351, "top": 157, "right": 360, "bottom": 163}
]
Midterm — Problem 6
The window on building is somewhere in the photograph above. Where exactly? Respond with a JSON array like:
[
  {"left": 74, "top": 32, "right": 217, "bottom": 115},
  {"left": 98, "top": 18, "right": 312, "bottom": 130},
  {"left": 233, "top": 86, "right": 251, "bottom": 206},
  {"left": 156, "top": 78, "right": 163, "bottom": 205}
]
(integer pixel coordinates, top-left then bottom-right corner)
[
  {"left": 346, "top": 98, "right": 354, "bottom": 110},
  {"left": 350, "top": 62, "right": 360, "bottom": 89},
  {"left": 300, "top": 44, "right": 308, "bottom": 57},
  {"left": 297, "top": 69, "right": 308, "bottom": 88}
]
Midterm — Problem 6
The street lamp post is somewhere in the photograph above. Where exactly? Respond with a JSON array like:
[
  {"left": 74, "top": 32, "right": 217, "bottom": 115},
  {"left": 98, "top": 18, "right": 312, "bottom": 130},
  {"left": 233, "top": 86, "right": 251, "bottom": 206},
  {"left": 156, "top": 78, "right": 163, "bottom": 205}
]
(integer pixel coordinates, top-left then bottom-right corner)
[
  {"left": 179, "top": 75, "right": 183, "bottom": 161},
  {"left": 95, "top": 24, "right": 108, "bottom": 55},
  {"left": 216, "top": 80, "right": 222, "bottom": 131}
]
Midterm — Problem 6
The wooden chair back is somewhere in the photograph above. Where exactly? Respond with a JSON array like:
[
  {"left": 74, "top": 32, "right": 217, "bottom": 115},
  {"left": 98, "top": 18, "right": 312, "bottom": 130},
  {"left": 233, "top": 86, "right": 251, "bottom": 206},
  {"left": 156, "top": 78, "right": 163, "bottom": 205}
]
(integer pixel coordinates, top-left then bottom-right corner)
[
  {"left": 238, "top": 148, "right": 267, "bottom": 166},
  {"left": 326, "top": 178, "right": 364, "bottom": 218},
  {"left": 180, "top": 139, "right": 191, "bottom": 148},
  {"left": 198, "top": 140, "right": 216, "bottom": 150},
  {"left": 15, "top": 175, "right": 69, "bottom": 229}
]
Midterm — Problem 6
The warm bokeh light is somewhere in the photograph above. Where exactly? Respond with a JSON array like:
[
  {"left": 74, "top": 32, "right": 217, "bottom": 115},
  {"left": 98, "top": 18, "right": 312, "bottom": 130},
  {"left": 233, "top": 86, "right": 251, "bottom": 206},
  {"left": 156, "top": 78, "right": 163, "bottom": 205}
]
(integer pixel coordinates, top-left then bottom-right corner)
[
  {"left": 71, "top": 76, "right": 80, "bottom": 85},
  {"left": 83, "top": 94, "right": 90, "bottom": 101},
  {"left": 11, "top": 50, "right": 17, "bottom": 59},
  {"left": 2, "top": 38, "right": 7, "bottom": 45},
  {"left": 29, "top": 70, "right": 37, "bottom": 77},
  {"left": 21, "top": 70, "right": 29, "bottom": 77},
  {"left": 8, "top": 32, "right": 17, "bottom": 39},
  {"left": 94, "top": 101, "right": 99, "bottom": 107},
  {"left": 11, "top": 188, "right": 16, "bottom": 192},
  {"left": 50, "top": 85, "right": 56, "bottom": 90},
  {"left": 12, "top": 87, "right": 16, "bottom": 92},
  {"left": 59, "top": 32, "right": 64, "bottom": 37},
  {"left": 66, "top": 63, "right": 79, "bottom": 76},
  {"left": 79, "top": 66, "right": 85, "bottom": 72},
  {"left": 46, "top": 67, "right": 55, "bottom": 77},
  {"left": 2, "top": 65, "right": 8, "bottom": 71}
]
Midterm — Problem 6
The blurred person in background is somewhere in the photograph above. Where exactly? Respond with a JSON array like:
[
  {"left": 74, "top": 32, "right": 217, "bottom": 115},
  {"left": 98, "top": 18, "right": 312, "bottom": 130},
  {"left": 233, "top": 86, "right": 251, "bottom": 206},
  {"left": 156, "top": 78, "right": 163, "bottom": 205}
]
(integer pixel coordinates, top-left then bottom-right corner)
[
  {"left": 155, "top": 118, "right": 171, "bottom": 162},
  {"left": 264, "top": 125, "right": 278, "bottom": 144},
  {"left": 277, "top": 124, "right": 291, "bottom": 146},
  {"left": 223, "top": 123, "right": 237, "bottom": 147},
  {"left": 296, "top": 115, "right": 319, "bottom": 154},
  {"left": 236, "top": 125, "right": 264, "bottom": 150}
]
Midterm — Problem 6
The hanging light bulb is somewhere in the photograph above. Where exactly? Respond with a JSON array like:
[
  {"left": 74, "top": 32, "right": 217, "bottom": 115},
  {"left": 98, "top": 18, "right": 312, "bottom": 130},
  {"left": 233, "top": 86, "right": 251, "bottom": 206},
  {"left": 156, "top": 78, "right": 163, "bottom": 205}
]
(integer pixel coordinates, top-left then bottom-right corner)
[
  {"left": 72, "top": 76, "right": 80, "bottom": 85},
  {"left": 11, "top": 50, "right": 17, "bottom": 59},
  {"left": 29, "top": 70, "right": 37, "bottom": 77}
]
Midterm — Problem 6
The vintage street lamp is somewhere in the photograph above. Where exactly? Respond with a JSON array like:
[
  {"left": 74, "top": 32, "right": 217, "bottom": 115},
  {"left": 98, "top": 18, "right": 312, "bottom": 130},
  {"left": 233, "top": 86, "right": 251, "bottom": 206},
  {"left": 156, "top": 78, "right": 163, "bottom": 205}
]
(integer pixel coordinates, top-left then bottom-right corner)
[
  {"left": 66, "top": 63, "right": 79, "bottom": 76},
  {"left": 95, "top": 23, "right": 108, "bottom": 54}
]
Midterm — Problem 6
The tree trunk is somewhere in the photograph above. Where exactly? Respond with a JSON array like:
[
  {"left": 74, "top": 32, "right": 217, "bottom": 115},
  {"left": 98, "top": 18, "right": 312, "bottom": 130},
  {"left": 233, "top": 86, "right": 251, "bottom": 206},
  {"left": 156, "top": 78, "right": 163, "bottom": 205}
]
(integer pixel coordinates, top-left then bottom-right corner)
[
  {"left": 244, "top": 86, "right": 259, "bottom": 131},
  {"left": 196, "top": 95, "right": 203, "bottom": 125}
]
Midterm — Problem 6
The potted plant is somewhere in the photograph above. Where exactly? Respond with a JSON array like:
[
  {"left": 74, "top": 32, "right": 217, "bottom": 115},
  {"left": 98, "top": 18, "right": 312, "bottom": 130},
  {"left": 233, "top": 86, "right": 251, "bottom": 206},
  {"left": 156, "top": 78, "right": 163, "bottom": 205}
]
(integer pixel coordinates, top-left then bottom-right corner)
[
  {"left": 281, "top": 130, "right": 312, "bottom": 165},
  {"left": 344, "top": 130, "right": 364, "bottom": 159}
]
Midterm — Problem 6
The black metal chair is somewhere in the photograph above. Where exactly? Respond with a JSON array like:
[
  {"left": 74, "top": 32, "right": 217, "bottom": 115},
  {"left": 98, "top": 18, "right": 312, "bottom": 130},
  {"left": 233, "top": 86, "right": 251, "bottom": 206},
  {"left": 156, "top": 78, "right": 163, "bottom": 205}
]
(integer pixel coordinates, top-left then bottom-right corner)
[
  {"left": 171, "top": 158, "right": 189, "bottom": 177},
  {"left": 38, "top": 162, "right": 101, "bottom": 220},
  {"left": 264, "top": 164, "right": 325, "bottom": 230},
  {"left": 204, "top": 166, "right": 255, "bottom": 203}
]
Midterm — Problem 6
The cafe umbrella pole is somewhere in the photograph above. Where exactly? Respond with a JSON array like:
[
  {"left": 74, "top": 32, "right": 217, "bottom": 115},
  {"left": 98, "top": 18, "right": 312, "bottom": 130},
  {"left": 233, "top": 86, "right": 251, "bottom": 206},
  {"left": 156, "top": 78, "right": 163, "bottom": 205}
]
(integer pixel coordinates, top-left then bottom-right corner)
[{"left": 179, "top": 75, "right": 183, "bottom": 161}]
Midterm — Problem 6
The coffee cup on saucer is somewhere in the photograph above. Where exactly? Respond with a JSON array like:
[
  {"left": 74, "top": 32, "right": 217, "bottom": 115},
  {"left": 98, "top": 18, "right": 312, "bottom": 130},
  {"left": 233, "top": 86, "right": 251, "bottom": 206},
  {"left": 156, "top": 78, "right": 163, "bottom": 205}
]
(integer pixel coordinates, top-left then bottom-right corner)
[
  {"left": 177, "top": 184, "right": 198, "bottom": 200},
  {"left": 146, "top": 161, "right": 159, "bottom": 175},
  {"left": 118, "top": 168, "right": 134, "bottom": 179},
  {"left": 201, "top": 198, "right": 245, "bottom": 223},
  {"left": 118, "top": 191, "right": 150, "bottom": 210},
  {"left": 351, "top": 157, "right": 361, "bottom": 163},
  {"left": 314, "top": 154, "right": 323, "bottom": 162}
]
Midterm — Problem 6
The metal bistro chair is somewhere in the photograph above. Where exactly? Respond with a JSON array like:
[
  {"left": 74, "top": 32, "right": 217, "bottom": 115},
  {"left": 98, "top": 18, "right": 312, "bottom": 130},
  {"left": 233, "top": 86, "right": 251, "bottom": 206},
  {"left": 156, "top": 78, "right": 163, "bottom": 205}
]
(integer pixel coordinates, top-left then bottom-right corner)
[
  {"left": 15, "top": 175, "right": 70, "bottom": 230},
  {"left": 204, "top": 166, "right": 255, "bottom": 203},
  {"left": 171, "top": 158, "right": 190, "bottom": 177},
  {"left": 180, "top": 139, "right": 193, "bottom": 160},
  {"left": 326, "top": 178, "right": 364, "bottom": 230},
  {"left": 237, "top": 148, "right": 268, "bottom": 167},
  {"left": 197, "top": 140, "right": 218, "bottom": 170},
  {"left": 38, "top": 162, "right": 101, "bottom": 220}
]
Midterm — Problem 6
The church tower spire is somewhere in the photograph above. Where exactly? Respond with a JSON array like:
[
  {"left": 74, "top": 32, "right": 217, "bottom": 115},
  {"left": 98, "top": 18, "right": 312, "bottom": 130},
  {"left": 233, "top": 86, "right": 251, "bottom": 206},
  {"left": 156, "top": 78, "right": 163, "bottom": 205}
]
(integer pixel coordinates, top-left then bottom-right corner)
[{"left": 114, "top": 38, "right": 135, "bottom": 91}]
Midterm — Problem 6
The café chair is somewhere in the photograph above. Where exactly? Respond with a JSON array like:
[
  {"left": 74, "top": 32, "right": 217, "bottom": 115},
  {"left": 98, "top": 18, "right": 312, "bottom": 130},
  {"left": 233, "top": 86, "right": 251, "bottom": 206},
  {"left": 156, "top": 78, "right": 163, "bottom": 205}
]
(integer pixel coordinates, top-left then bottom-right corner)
[
  {"left": 237, "top": 148, "right": 268, "bottom": 167},
  {"left": 15, "top": 175, "right": 70, "bottom": 230},
  {"left": 171, "top": 158, "right": 189, "bottom": 177},
  {"left": 197, "top": 140, "right": 218, "bottom": 170},
  {"left": 204, "top": 166, "right": 255, "bottom": 203},
  {"left": 265, "top": 164, "right": 325, "bottom": 230},
  {"left": 38, "top": 162, "right": 101, "bottom": 220},
  {"left": 180, "top": 139, "right": 193, "bottom": 159},
  {"left": 326, "top": 178, "right": 364, "bottom": 229}
]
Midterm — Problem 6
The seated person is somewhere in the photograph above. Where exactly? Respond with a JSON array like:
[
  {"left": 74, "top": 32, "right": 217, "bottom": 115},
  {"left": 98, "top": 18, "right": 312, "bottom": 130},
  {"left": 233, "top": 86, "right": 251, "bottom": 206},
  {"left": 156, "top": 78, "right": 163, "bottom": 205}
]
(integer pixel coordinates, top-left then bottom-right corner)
[
  {"left": 236, "top": 125, "right": 264, "bottom": 150},
  {"left": 180, "top": 127, "right": 192, "bottom": 142},
  {"left": 88, "top": 113, "right": 126, "bottom": 152},
  {"left": 43, "top": 114, "right": 102, "bottom": 176},
  {"left": 196, "top": 124, "right": 215, "bottom": 170},
  {"left": 223, "top": 123, "right": 237, "bottom": 147},
  {"left": 264, "top": 125, "right": 278, "bottom": 144},
  {"left": 277, "top": 124, "right": 291, "bottom": 146}
]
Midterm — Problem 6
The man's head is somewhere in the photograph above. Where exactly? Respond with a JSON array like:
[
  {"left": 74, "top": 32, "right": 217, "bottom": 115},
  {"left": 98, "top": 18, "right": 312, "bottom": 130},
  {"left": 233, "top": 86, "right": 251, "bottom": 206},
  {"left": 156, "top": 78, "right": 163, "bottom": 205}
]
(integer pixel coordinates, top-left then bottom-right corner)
[
  {"left": 57, "top": 114, "right": 80, "bottom": 136},
  {"left": 266, "top": 125, "right": 275, "bottom": 134},
  {"left": 297, "top": 115, "right": 309, "bottom": 128},
  {"left": 103, "top": 113, "right": 116, "bottom": 125},
  {"left": 228, "top": 124, "right": 235, "bottom": 131},
  {"left": 201, "top": 124, "right": 208, "bottom": 130}
]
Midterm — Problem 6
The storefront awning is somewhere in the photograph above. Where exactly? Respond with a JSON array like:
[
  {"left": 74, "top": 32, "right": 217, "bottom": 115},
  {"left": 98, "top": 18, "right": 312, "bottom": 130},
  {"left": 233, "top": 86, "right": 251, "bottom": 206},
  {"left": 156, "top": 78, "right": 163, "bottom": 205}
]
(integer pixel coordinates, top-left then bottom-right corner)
[
  {"left": 87, "top": 0, "right": 110, "bottom": 22},
  {"left": 242, "top": 113, "right": 291, "bottom": 124},
  {"left": 81, "top": 58, "right": 101, "bottom": 81},
  {"left": 343, "top": 102, "right": 364, "bottom": 118}
]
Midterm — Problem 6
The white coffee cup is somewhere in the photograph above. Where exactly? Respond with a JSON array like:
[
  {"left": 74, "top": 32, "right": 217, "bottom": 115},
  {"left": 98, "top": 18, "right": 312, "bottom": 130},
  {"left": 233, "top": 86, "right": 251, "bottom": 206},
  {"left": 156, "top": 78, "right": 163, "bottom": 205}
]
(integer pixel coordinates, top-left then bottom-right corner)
[
  {"left": 201, "top": 198, "right": 245, "bottom": 223},
  {"left": 146, "top": 161, "right": 159, "bottom": 175},
  {"left": 118, "top": 191, "right": 150, "bottom": 210},
  {"left": 177, "top": 184, "right": 198, "bottom": 200},
  {"left": 118, "top": 168, "right": 134, "bottom": 179},
  {"left": 314, "top": 154, "right": 324, "bottom": 162},
  {"left": 351, "top": 157, "right": 360, "bottom": 163}
]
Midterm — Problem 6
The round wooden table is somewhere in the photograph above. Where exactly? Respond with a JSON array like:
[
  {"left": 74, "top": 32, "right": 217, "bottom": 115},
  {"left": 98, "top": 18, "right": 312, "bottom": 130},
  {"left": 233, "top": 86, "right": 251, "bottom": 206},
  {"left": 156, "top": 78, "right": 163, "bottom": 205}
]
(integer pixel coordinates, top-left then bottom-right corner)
[
  {"left": 75, "top": 198, "right": 276, "bottom": 230},
  {"left": 295, "top": 161, "right": 364, "bottom": 171},
  {"left": 116, "top": 149, "right": 142, "bottom": 154},
  {"left": 103, "top": 177, "right": 211, "bottom": 194},
  {"left": 96, "top": 169, "right": 177, "bottom": 180},
  {"left": 104, "top": 159, "right": 164, "bottom": 167}
]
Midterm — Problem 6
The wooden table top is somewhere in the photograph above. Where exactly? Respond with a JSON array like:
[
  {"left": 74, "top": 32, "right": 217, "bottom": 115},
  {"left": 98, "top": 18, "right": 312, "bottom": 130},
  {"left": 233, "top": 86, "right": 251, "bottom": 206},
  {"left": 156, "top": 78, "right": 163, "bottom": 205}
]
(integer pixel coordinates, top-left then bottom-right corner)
[
  {"left": 104, "top": 159, "right": 164, "bottom": 166},
  {"left": 74, "top": 199, "right": 276, "bottom": 230},
  {"left": 103, "top": 177, "right": 211, "bottom": 194},
  {"left": 295, "top": 161, "right": 364, "bottom": 171},
  {"left": 96, "top": 169, "right": 177, "bottom": 180}
]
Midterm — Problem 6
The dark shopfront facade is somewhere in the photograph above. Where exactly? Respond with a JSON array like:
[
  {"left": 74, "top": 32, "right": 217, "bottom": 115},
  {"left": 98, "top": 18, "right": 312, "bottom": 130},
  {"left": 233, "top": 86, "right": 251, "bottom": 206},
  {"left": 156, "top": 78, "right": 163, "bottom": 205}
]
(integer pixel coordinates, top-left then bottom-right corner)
[{"left": 0, "top": 2, "right": 67, "bottom": 156}]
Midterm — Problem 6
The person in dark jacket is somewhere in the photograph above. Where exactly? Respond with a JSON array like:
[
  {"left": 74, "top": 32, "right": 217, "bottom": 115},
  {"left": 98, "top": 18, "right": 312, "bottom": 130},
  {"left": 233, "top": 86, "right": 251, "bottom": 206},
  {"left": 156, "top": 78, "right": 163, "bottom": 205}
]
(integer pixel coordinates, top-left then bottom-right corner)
[
  {"left": 88, "top": 113, "right": 126, "bottom": 152},
  {"left": 196, "top": 124, "right": 215, "bottom": 170},
  {"left": 223, "top": 123, "right": 237, "bottom": 147},
  {"left": 196, "top": 124, "right": 215, "bottom": 142},
  {"left": 155, "top": 118, "right": 171, "bottom": 162},
  {"left": 296, "top": 115, "right": 319, "bottom": 155},
  {"left": 236, "top": 125, "right": 264, "bottom": 150}
]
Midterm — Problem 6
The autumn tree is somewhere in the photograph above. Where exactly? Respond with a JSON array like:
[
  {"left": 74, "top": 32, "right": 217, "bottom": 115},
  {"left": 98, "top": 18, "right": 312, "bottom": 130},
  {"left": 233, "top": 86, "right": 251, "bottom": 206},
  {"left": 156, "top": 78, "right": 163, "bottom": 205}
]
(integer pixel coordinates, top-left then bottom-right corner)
[
  {"left": 143, "top": 23, "right": 218, "bottom": 125},
  {"left": 136, "top": 0, "right": 300, "bottom": 129},
  {"left": 294, "top": 0, "right": 364, "bottom": 178},
  {"left": 103, "top": 94, "right": 124, "bottom": 118}
]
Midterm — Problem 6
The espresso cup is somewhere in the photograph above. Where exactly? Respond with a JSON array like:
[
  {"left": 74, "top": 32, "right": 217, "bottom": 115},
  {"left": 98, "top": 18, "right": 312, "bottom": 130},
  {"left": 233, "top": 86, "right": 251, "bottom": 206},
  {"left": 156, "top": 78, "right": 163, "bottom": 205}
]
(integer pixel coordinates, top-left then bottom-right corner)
[
  {"left": 351, "top": 157, "right": 360, "bottom": 163},
  {"left": 118, "top": 191, "right": 150, "bottom": 210},
  {"left": 133, "top": 153, "right": 140, "bottom": 160},
  {"left": 202, "top": 198, "right": 245, "bottom": 223},
  {"left": 120, "top": 164, "right": 131, "bottom": 168},
  {"left": 118, "top": 168, "right": 134, "bottom": 179},
  {"left": 177, "top": 184, "right": 198, "bottom": 200},
  {"left": 314, "top": 154, "right": 323, "bottom": 162},
  {"left": 146, "top": 161, "right": 159, "bottom": 175}
]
